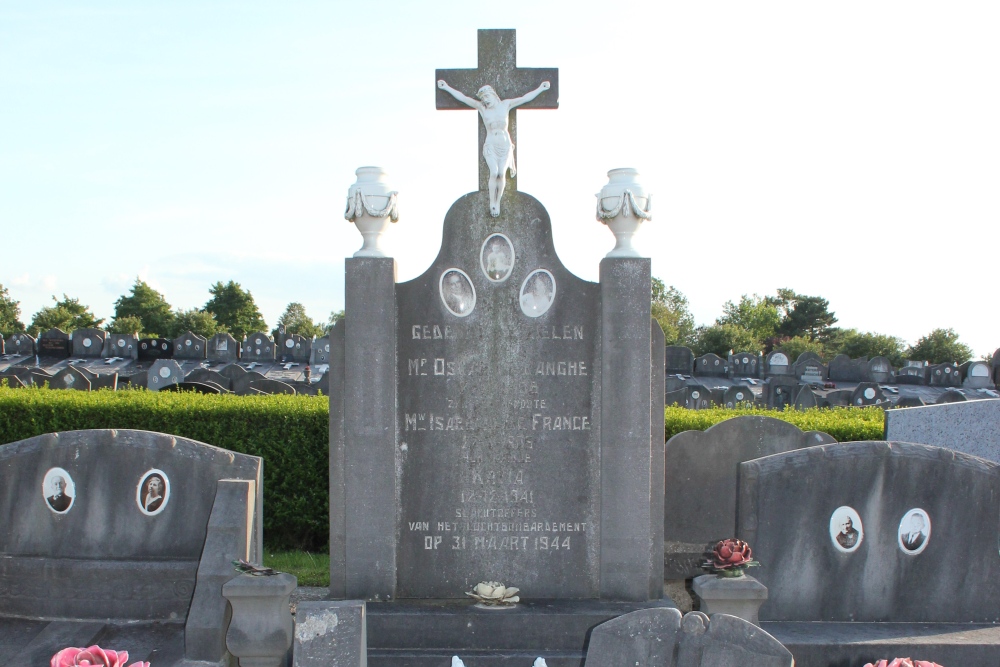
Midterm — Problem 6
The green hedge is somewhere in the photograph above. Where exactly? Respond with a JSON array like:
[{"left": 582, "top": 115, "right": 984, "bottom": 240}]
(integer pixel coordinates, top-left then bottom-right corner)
[
  {"left": 0, "top": 386, "right": 329, "bottom": 552},
  {"left": 0, "top": 386, "right": 887, "bottom": 551},
  {"left": 664, "top": 405, "right": 885, "bottom": 442}
]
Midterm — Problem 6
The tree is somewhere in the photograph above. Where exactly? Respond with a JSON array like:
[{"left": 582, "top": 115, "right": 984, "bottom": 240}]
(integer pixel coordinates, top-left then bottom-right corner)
[
  {"left": 651, "top": 278, "right": 696, "bottom": 346},
  {"left": 716, "top": 294, "right": 780, "bottom": 346},
  {"left": 776, "top": 335, "right": 826, "bottom": 361},
  {"left": 0, "top": 284, "right": 25, "bottom": 335},
  {"left": 204, "top": 281, "right": 267, "bottom": 340},
  {"left": 906, "top": 328, "right": 973, "bottom": 364},
  {"left": 110, "top": 278, "right": 174, "bottom": 337},
  {"left": 273, "top": 302, "right": 325, "bottom": 339},
  {"left": 826, "top": 329, "right": 906, "bottom": 367},
  {"left": 325, "top": 309, "right": 345, "bottom": 333},
  {"left": 105, "top": 315, "right": 144, "bottom": 335},
  {"left": 28, "top": 295, "right": 104, "bottom": 335},
  {"left": 693, "top": 324, "right": 759, "bottom": 358},
  {"left": 167, "top": 308, "right": 226, "bottom": 339},
  {"left": 768, "top": 288, "right": 838, "bottom": 341}
]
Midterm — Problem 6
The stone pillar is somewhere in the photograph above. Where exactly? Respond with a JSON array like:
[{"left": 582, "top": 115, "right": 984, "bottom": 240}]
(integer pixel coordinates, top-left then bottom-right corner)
[
  {"left": 343, "top": 257, "right": 397, "bottom": 600},
  {"left": 599, "top": 257, "right": 653, "bottom": 600},
  {"left": 223, "top": 573, "right": 297, "bottom": 667},
  {"left": 328, "top": 319, "right": 347, "bottom": 598},
  {"left": 692, "top": 574, "right": 768, "bottom": 626},
  {"left": 649, "top": 319, "right": 666, "bottom": 599}
]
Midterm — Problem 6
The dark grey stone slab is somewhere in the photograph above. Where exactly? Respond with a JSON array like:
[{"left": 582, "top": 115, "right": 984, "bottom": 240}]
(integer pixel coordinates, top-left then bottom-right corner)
[
  {"left": 693, "top": 353, "right": 728, "bottom": 378},
  {"left": 926, "top": 362, "right": 961, "bottom": 387},
  {"left": 722, "top": 385, "right": 756, "bottom": 408},
  {"left": 277, "top": 333, "right": 312, "bottom": 363},
  {"left": 13, "top": 621, "right": 106, "bottom": 667},
  {"left": 162, "top": 381, "right": 221, "bottom": 394},
  {"left": 761, "top": 376, "right": 799, "bottom": 410},
  {"left": 584, "top": 608, "right": 792, "bottom": 667},
  {"left": 311, "top": 335, "right": 332, "bottom": 365},
  {"left": 103, "top": 333, "right": 139, "bottom": 360},
  {"left": 138, "top": 337, "right": 173, "bottom": 361},
  {"left": 763, "top": 351, "right": 792, "bottom": 377},
  {"left": 793, "top": 385, "right": 819, "bottom": 410},
  {"left": 650, "top": 320, "right": 666, "bottom": 600},
  {"left": 829, "top": 354, "right": 863, "bottom": 382},
  {"left": 147, "top": 359, "right": 184, "bottom": 391},
  {"left": 793, "top": 358, "right": 827, "bottom": 384},
  {"left": 665, "top": 346, "right": 694, "bottom": 374},
  {"left": 961, "top": 360, "right": 994, "bottom": 388},
  {"left": 865, "top": 356, "right": 895, "bottom": 383},
  {"left": 738, "top": 441, "right": 1000, "bottom": 622},
  {"left": 328, "top": 320, "right": 347, "bottom": 598},
  {"left": 185, "top": 368, "right": 231, "bottom": 390},
  {"left": 664, "top": 416, "right": 835, "bottom": 579},
  {"left": 50, "top": 365, "right": 92, "bottom": 391},
  {"left": 233, "top": 370, "right": 267, "bottom": 395},
  {"left": 172, "top": 331, "right": 208, "bottom": 360},
  {"left": 885, "top": 399, "right": 1000, "bottom": 463},
  {"left": 729, "top": 352, "right": 761, "bottom": 379},
  {"left": 294, "top": 601, "right": 366, "bottom": 667},
  {"left": 71, "top": 328, "right": 105, "bottom": 358},
  {"left": 850, "top": 382, "right": 888, "bottom": 406},
  {"left": 207, "top": 332, "right": 239, "bottom": 363},
  {"left": 249, "top": 378, "right": 296, "bottom": 395},
  {"left": 3, "top": 333, "right": 34, "bottom": 357},
  {"left": 37, "top": 329, "right": 70, "bottom": 358},
  {"left": 242, "top": 332, "right": 276, "bottom": 362},
  {"left": 936, "top": 389, "right": 967, "bottom": 403}
]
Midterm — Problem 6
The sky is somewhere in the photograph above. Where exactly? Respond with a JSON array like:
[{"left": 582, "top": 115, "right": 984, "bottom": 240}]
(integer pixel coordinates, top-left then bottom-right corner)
[{"left": 1, "top": 1, "right": 997, "bottom": 356}]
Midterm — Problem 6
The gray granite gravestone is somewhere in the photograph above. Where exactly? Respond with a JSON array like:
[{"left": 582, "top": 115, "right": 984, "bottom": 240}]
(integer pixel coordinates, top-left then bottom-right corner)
[
  {"left": 694, "top": 353, "right": 728, "bottom": 378},
  {"left": 665, "top": 346, "right": 695, "bottom": 375},
  {"left": 993, "top": 348, "right": 1000, "bottom": 385},
  {"left": 233, "top": 370, "right": 267, "bottom": 395},
  {"left": 0, "top": 429, "right": 262, "bottom": 665},
  {"left": 208, "top": 332, "right": 240, "bottom": 363},
  {"left": 243, "top": 332, "right": 276, "bottom": 362},
  {"left": 583, "top": 608, "right": 793, "bottom": 667},
  {"left": 186, "top": 367, "right": 232, "bottom": 390},
  {"left": 37, "top": 328, "right": 70, "bottom": 358},
  {"left": 311, "top": 335, "right": 332, "bottom": 365},
  {"left": 885, "top": 399, "right": 1000, "bottom": 462},
  {"left": 664, "top": 416, "right": 835, "bottom": 579},
  {"left": 926, "top": 362, "right": 961, "bottom": 387},
  {"left": 961, "top": 360, "right": 994, "bottom": 388},
  {"left": 71, "top": 328, "right": 105, "bottom": 358},
  {"left": 147, "top": 359, "right": 185, "bottom": 391},
  {"left": 173, "top": 331, "right": 208, "bottom": 360},
  {"left": 249, "top": 377, "right": 295, "bottom": 395},
  {"left": 793, "top": 385, "right": 819, "bottom": 409},
  {"left": 793, "top": 357, "right": 827, "bottom": 385},
  {"left": 277, "top": 333, "right": 311, "bottom": 363},
  {"left": 936, "top": 389, "right": 967, "bottom": 403},
  {"left": 3, "top": 332, "right": 34, "bottom": 357},
  {"left": 763, "top": 350, "right": 791, "bottom": 377},
  {"left": 828, "top": 354, "right": 862, "bottom": 382},
  {"left": 864, "top": 356, "right": 894, "bottom": 383},
  {"left": 850, "top": 382, "right": 887, "bottom": 406},
  {"left": 51, "top": 365, "right": 93, "bottom": 391},
  {"left": 722, "top": 385, "right": 755, "bottom": 408},
  {"left": 293, "top": 601, "right": 366, "bottom": 667},
  {"left": 729, "top": 352, "right": 761, "bottom": 379},
  {"left": 138, "top": 337, "right": 173, "bottom": 361},
  {"left": 103, "top": 333, "right": 139, "bottom": 360},
  {"left": 761, "top": 376, "right": 798, "bottom": 410}
]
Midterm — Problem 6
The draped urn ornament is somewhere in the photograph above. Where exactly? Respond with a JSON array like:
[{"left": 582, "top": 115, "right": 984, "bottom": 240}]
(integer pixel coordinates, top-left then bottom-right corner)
[
  {"left": 344, "top": 166, "right": 399, "bottom": 258},
  {"left": 595, "top": 168, "right": 652, "bottom": 258}
]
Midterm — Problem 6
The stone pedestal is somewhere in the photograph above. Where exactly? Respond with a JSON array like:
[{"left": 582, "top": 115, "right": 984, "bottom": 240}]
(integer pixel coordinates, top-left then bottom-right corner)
[
  {"left": 223, "top": 572, "right": 297, "bottom": 667},
  {"left": 692, "top": 574, "right": 768, "bottom": 626}
]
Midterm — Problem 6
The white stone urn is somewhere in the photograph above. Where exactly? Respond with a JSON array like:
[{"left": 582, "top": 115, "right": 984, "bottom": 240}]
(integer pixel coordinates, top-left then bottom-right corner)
[
  {"left": 344, "top": 166, "right": 399, "bottom": 258},
  {"left": 595, "top": 168, "right": 652, "bottom": 258}
]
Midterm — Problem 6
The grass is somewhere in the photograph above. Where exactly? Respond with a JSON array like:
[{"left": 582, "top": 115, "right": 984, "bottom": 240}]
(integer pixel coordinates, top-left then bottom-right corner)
[{"left": 264, "top": 550, "right": 330, "bottom": 587}]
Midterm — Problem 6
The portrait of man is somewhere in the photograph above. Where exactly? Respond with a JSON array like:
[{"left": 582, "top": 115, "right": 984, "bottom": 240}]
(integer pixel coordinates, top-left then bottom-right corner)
[
  {"left": 43, "top": 468, "right": 75, "bottom": 514},
  {"left": 520, "top": 271, "right": 555, "bottom": 318},
  {"left": 829, "top": 506, "right": 862, "bottom": 552},
  {"left": 440, "top": 270, "right": 475, "bottom": 317},
  {"left": 898, "top": 509, "right": 930, "bottom": 554},
  {"left": 137, "top": 469, "right": 170, "bottom": 515}
]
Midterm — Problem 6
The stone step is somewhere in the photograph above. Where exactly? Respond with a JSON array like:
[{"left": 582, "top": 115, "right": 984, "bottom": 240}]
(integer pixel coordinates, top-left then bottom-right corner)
[
  {"left": 367, "top": 598, "right": 676, "bottom": 653},
  {"left": 369, "top": 649, "right": 584, "bottom": 667}
]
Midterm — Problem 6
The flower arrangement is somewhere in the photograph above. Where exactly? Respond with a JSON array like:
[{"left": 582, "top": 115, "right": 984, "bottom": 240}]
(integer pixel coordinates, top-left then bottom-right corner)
[
  {"left": 466, "top": 581, "right": 520, "bottom": 606},
  {"left": 865, "top": 660, "right": 943, "bottom": 667},
  {"left": 703, "top": 538, "right": 759, "bottom": 578},
  {"left": 51, "top": 646, "right": 149, "bottom": 667}
]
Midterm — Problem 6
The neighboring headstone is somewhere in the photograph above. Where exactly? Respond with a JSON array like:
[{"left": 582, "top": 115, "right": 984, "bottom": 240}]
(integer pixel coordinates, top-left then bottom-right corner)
[
  {"left": 936, "top": 389, "right": 967, "bottom": 403},
  {"left": 729, "top": 352, "right": 761, "bottom": 379},
  {"left": 793, "top": 385, "right": 819, "bottom": 410},
  {"left": 763, "top": 351, "right": 792, "bottom": 377},
  {"left": 584, "top": 608, "right": 793, "bottom": 667},
  {"left": 37, "top": 328, "right": 70, "bottom": 358},
  {"left": 961, "top": 360, "right": 994, "bottom": 389},
  {"left": 249, "top": 378, "right": 296, "bottom": 395},
  {"left": 828, "top": 354, "right": 862, "bottom": 382},
  {"left": 138, "top": 337, "right": 174, "bottom": 361},
  {"left": 864, "top": 356, "right": 894, "bottom": 384},
  {"left": 219, "top": 362, "right": 248, "bottom": 384},
  {"left": 894, "top": 360, "right": 927, "bottom": 385},
  {"left": 761, "top": 376, "right": 799, "bottom": 410},
  {"left": 233, "top": 371, "right": 267, "bottom": 396},
  {"left": 278, "top": 333, "right": 311, "bottom": 363},
  {"left": 71, "top": 328, "right": 105, "bottom": 358},
  {"left": 895, "top": 395, "right": 926, "bottom": 408},
  {"left": 793, "top": 358, "right": 827, "bottom": 385},
  {"left": 147, "top": 359, "right": 185, "bottom": 391},
  {"left": 992, "top": 348, "right": 1000, "bottom": 386},
  {"left": 926, "top": 362, "right": 961, "bottom": 387},
  {"left": 208, "top": 332, "right": 240, "bottom": 363},
  {"left": 885, "top": 400, "right": 1000, "bottom": 462},
  {"left": 722, "top": 385, "right": 755, "bottom": 409},
  {"left": 51, "top": 365, "right": 93, "bottom": 391},
  {"left": 668, "top": 383, "right": 714, "bottom": 410},
  {"left": 850, "top": 382, "right": 886, "bottom": 407},
  {"left": 3, "top": 332, "right": 33, "bottom": 358},
  {"left": 174, "top": 331, "right": 208, "bottom": 360},
  {"left": 694, "top": 353, "right": 728, "bottom": 378},
  {"left": 186, "top": 368, "right": 232, "bottom": 391},
  {"left": 242, "top": 332, "right": 275, "bottom": 362},
  {"left": 824, "top": 389, "right": 852, "bottom": 407},
  {"left": 311, "top": 335, "right": 332, "bottom": 365},
  {"left": 738, "top": 441, "right": 1000, "bottom": 623},
  {"left": 663, "top": 416, "right": 835, "bottom": 578},
  {"left": 103, "top": 333, "right": 139, "bottom": 360},
  {"left": 665, "top": 346, "right": 694, "bottom": 375},
  {"left": 293, "top": 601, "right": 367, "bottom": 667},
  {"left": 162, "top": 381, "right": 222, "bottom": 394}
]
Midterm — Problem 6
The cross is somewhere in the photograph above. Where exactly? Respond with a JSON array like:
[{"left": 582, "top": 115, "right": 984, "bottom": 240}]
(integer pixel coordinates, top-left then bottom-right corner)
[{"left": 436, "top": 29, "right": 559, "bottom": 193}]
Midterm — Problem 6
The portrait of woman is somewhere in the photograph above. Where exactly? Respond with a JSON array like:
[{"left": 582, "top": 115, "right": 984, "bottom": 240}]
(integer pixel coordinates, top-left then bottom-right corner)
[
  {"left": 439, "top": 269, "right": 476, "bottom": 318},
  {"left": 136, "top": 469, "right": 170, "bottom": 516},
  {"left": 519, "top": 269, "right": 556, "bottom": 318}
]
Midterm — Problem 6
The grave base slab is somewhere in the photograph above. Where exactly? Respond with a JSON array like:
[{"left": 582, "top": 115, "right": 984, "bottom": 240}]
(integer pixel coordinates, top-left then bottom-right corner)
[
  {"left": 366, "top": 598, "right": 677, "bottom": 667},
  {"left": 761, "top": 621, "right": 1000, "bottom": 667}
]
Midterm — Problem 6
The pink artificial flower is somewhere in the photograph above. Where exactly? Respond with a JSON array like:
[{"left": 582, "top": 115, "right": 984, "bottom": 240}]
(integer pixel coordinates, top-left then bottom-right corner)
[
  {"left": 51, "top": 646, "right": 149, "bottom": 667},
  {"left": 864, "top": 659, "right": 944, "bottom": 667}
]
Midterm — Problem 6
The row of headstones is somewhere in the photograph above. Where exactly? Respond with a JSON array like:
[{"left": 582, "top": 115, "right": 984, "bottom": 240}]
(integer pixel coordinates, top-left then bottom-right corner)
[
  {"left": 667, "top": 377, "right": 970, "bottom": 411},
  {"left": 0, "top": 329, "right": 334, "bottom": 365},
  {"left": 666, "top": 345, "right": 1000, "bottom": 389}
]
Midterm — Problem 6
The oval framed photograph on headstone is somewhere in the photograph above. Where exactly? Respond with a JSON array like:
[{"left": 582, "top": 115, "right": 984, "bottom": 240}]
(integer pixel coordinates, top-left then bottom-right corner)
[
  {"left": 439, "top": 268, "right": 476, "bottom": 318},
  {"left": 42, "top": 467, "right": 76, "bottom": 514},
  {"left": 479, "top": 233, "right": 515, "bottom": 283},
  {"left": 829, "top": 505, "right": 863, "bottom": 553},
  {"left": 136, "top": 468, "right": 171, "bottom": 516},
  {"left": 519, "top": 269, "right": 556, "bottom": 318},
  {"left": 897, "top": 508, "right": 930, "bottom": 555}
]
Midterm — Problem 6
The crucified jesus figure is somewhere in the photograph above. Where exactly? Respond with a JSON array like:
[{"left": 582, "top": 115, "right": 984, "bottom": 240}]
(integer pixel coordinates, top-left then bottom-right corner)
[{"left": 437, "top": 79, "right": 551, "bottom": 217}]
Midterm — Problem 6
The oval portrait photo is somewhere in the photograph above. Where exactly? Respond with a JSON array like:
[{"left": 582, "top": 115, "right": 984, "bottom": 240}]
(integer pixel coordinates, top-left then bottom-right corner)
[
  {"left": 439, "top": 269, "right": 476, "bottom": 318},
  {"left": 136, "top": 469, "right": 171, "bottom": 516},
  {"left": 897, "top": 508, "right": 931, "bottom": 555},
  {"left": 829, "top": 505, "right": 863, "bottom": 553},
  {"left": 42, "top": 467, "right": 76, "bottom": 514},
  {"left": 519, "top": 269, "right": 556, "bottom": 318},
  {"left": 480, "top": 233, "right": 515, "bottom": 283}
]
